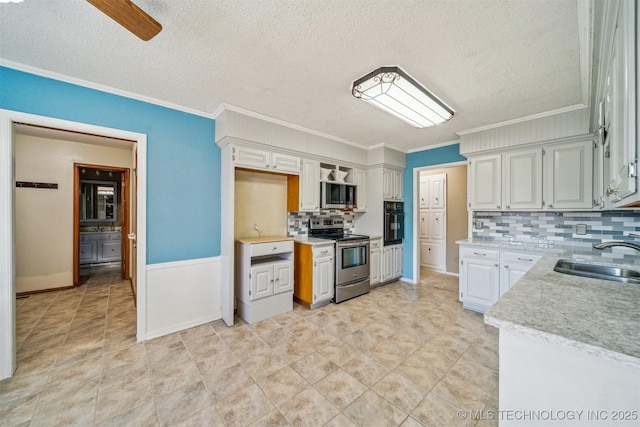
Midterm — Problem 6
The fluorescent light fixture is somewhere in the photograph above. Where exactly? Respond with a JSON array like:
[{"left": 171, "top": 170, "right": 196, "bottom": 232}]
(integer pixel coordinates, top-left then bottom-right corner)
[
  {"left": 0, "top": 0, "right": 24, "bottom": 3},
  {"left": 352, "top": 66, "right": 454, "bottom": 128}
]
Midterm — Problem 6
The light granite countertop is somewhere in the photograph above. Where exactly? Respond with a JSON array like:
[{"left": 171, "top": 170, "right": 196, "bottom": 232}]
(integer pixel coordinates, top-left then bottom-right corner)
[
  {"left": 293, "top": 236, "right": 334, "bottom": 246},
  {"left": 481, "top": 245, "right": 640, "bottom": 368},
  {"left": 236, "top": 236, "right": 293, "bottom": 244}
]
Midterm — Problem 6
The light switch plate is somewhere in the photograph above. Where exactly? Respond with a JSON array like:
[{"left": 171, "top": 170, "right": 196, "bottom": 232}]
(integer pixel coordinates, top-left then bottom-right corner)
[{"left": 576, "top": 224, "right": 587, "bottom": 235}]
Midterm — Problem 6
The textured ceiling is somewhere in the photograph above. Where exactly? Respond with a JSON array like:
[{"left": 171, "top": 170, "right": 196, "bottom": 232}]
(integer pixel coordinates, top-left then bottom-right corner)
[{"left": 0, "top": 0, "right": 584, "bottom": 151}]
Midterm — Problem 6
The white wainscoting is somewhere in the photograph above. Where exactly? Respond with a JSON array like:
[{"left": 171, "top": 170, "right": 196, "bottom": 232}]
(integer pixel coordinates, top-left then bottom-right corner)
[{"left": 144, "top": 257, "right": 221, "bottom": 340}]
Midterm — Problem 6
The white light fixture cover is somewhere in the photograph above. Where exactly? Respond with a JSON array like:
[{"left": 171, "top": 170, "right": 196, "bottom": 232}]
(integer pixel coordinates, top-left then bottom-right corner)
[{"left": 352, "top": 66, "right": 454, "bottom": 128}]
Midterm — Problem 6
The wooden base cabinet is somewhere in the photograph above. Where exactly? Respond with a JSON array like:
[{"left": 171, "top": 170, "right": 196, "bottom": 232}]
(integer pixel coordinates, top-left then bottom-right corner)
[
  {"left": 294, "top": 242, "right": 334, "bottom": 309},
  {"left": 236, "top": 239, "right": 294, "bottom": 324}
]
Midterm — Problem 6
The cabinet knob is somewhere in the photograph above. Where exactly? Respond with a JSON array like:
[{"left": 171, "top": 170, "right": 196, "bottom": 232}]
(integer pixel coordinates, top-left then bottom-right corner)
[
  {"left": 548, "top": 204, "right": 553, "bottom": 208},
  {"left": 494, "top": 263, "right": 499, "bottom": 267},
  {"left": 497, "top": 205, "right": 501, "bottom": 209},
  {"left": 504, "top": 265, "right": 509, "bottom": 268},
  {"left": 506, "top": 205, "right": 510, "bottom": 209}
]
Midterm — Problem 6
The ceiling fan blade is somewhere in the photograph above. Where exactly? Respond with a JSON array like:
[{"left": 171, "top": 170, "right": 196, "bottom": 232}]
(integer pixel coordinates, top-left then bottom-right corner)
[{"left": 87, "top": 0, "right": 162, "bottom": 41}]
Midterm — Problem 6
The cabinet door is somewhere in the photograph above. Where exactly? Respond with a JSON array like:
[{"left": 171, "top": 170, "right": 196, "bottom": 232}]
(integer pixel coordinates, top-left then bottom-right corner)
[
  {"left": 430, "top": 210, "right": 444, "bottom": 240},
  {"left": 392, "top": 245, "right": 402, "bottom": 278},
  {"left": 393, "top": 170, "right": 403, "bottom": 200},
  {"left": 419, "top": 176, "right": 430, "bottom": 208},
  {"left": 382, "top": 247, "right": 393, "bottom": 281},
  {"left": 469, "top": 154, "right": 502, "bottom": 210},
  {"left": 101, "top": 240, "right": 122, "bottom": 262},
  {"left": 234, "top": 146, "right": 270, "bottom": 169},
  {"left": 300, "top": 159, "right": 320, "bottom": 211},
  {"left": 420, "top": 241, "right": 443, "bottom": 270},
  {"left": 430, "top": 175, "right": 445, "bottom": 208},
  {"left": 382, "top": 169, "right": 394, "bottom": 199},
  {"left": 271, "top": 153, "right": 300, "bottom": 173},
  {"left": 314, "top": 255, "right": 334, "bottom": 303},
  {"left": 370, "top": 248, "right": 380, "bottom": 285},
  {"left": 353, "top": 168, "right": 367, "bottom": 210},
  {"left": 79, "top": 241, "right": 97, "bottom": 264},
  {"left": 273, "top": 261, "right": 294, "bottom": 294},
  {"left": 499, "top": 251, "right": 542, "bottom": 296},
  {"left": 544, "top": 140, "right": 593, "bottom": 209},
  {"left": 250, "top": 264, "right": 273, "bottom": 301},
  {"left": 503, "top": 148, "right": 543, "bottom": 209},
  {"left": 461, "top": 258, "right": 499, "bottom": 311},
  {"left": 419, "top": 211, "right": 430, "bottom": 239},
  {"left": 605, "top": 2, "right": 637, "bottom": 205}
]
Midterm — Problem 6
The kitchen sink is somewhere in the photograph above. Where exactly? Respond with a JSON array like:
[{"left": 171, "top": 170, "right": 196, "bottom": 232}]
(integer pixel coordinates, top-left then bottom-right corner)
[{"left": 553, "top": 259, "right": 640, "bottom": 284}]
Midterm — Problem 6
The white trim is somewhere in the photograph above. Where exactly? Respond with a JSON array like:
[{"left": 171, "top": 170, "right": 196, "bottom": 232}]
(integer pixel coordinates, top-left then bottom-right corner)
[
  {"left": 411, "top": 160, "right": 467, "bottom": 286},
  {"left": 0, "top": 109, "right": 148, "bottom": 380},
  {"left": 146, "top": 256, "right": 218, "bottom": 271},
  {"left": 0, "top": 114, "right": 15, "bottom": 379},
  {"left": 214, "top": 103, "right": 369, "bottom": 150},
  {"left": 577, "top": 0, "right": 593, "bottom": 107},
  {"left": 0, "top": 60, "right": 215, "bottom": 120},
  {"left": 406, "top": 139, "right": 460, "bottom": 154},
  {"left": 144, "top": 314, "right": 221, "bottom": 341},
  {"left": 456, "top": 104, "right": 587, "bottom": 136},
  {"left": 368, "top": 142, "right": 407, "bottom": 153},
  {"left": 398, "top": 277, "right": 418, "bottom": 285}
]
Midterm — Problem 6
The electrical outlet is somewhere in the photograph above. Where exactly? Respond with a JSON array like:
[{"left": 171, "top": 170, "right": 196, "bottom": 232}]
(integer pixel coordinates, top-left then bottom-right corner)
[
  {"left": 576, "top": 224, "right": 587, "bottom": 235},
  {"left": 474, "top": 221, "right": 483, "bottom": 230}
]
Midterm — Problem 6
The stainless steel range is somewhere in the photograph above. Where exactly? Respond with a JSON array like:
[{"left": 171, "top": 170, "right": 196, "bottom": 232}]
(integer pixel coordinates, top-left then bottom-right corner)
[{"left": 308, "top": 218, "right": 370, "bottom": 303}]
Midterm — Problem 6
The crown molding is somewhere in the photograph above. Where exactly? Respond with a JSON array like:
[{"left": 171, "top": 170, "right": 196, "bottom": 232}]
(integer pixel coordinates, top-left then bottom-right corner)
[
  {"left": 407, "top": 139, "right": 460, "bottom": 154},
  {"left": 456, "top": 104, "right": 587, "bottom": 136},
  {"left": 214, "top": 103, "right": 369, "bottom": 150},
  {"left": 0, "top": 59, "right": 216, "bottom": 120}
]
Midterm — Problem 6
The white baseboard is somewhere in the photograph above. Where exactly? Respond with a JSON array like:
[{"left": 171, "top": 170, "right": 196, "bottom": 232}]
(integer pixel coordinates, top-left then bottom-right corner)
[{"left": 145, "top": 256, "right": 221, "bottom": 340}]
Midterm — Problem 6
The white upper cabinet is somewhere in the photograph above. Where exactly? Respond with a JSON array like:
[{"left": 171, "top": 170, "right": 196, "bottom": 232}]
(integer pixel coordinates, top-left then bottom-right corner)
[
  {"left": 383, "top": 168, "right": 403, "bottom": 200},
  {"left": 353, "top": 168, "right": 367, "bottom": 211},
  {"left": 543, "top": 139, "right": 593, "bottom": 209},
  {"left": 503, "top": 148, "right": 543, "bottom": 210},
  {"left": 271, "top": 152, "right": 301, "bottom": 173},
  {"left": 597, "top": 0, "right": 638, "bottom": 206},
  {"left": 469, "top": 154, "right": 502, "bottom": 210},
  {"left": 233, "top": 145, "right": 301, "bottom": 173},
  {"left": 419, "top": 176, "right": 430, "bottom": 209},
  {"left": 430, "top": 175, "right": 445, "bottom": 209},
  {"left": 299, "top": 159, "right": 320, "bottom": 211}
]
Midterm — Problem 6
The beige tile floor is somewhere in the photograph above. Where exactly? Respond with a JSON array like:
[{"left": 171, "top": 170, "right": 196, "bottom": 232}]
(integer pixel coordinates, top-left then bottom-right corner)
[{"left": 1, "top": 266, "right": 498, "bottom": 426}]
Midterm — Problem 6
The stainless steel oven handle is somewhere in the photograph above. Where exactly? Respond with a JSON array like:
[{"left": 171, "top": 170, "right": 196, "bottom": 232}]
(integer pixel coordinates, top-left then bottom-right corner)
[{"left": 336, "top": 240, "right": 370, "bottom": 248}]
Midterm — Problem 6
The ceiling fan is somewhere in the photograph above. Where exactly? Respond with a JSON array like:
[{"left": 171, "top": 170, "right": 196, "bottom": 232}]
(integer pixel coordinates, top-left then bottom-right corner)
[{"left": 87, "top": 0, "right": 162, "bottom": 41}]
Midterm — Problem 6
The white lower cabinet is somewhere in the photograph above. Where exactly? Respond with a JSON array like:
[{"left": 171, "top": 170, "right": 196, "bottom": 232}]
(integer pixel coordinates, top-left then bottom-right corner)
[
  {"left": 313, "top": 250, "right": 334, "bottom": 305},
  {"left": 459, "top": 245, "right": 542, "bottom": 313},
  {"left": 499, "top": 250, "right": 542, "bottom": 297},
  {"left": 381, "top": 244, "right": 402, "bottom": 283},
  {"left": 369, "top": 238, "right": 382, "bottom": 285},
  {"left": 236, "top": 239, "right": 294, "bottom": 323}
]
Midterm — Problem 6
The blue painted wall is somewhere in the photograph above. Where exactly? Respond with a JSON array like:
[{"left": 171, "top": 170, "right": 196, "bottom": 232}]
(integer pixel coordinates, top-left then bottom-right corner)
[
  {"left": 402, "top": 144, "right": 467, "bottom": 281},
  {"left": 0, "top": 67, "right": 221, "bottom": 263}
]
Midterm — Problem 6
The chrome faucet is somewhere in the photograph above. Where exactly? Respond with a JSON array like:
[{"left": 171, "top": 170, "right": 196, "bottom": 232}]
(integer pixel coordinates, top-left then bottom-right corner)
[{"left": 593, "top": 233, "right": 640, "bottom": 251}]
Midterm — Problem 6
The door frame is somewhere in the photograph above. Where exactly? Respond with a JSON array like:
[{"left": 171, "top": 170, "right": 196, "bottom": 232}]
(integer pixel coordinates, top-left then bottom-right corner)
[
  {"left": 0, "top": 109, "right": 147, "bottom": 380},
  {"left": 73, "top": 164, "right": 131, "bottom": 285},
  {"left": 412, "top": 161, "right": 466, "bottom": 283}
]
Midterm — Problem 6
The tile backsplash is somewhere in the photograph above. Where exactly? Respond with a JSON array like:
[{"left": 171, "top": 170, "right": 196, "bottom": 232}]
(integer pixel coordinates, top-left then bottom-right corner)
[
  {"left": 287, "top": 210, "right": 355, "bottom": 237},
  {"left": 472, "top": 210, "right": 640, "bottom": 248}
]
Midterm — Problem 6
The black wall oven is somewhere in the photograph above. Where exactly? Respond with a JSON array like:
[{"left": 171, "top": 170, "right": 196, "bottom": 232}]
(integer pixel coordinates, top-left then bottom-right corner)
[{"left": 384, "top": 201, "right": 404, "bottom": 245}]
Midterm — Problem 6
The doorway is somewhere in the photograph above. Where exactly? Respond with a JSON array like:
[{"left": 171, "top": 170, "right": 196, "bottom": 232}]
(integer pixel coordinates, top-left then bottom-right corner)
[
  {"left": 73, "top": 164, "right": 131, "bottom": 288},
  {"left": 412, "top": 162, "right": 468, "bottom": 285},
  {"left": 0, "top": 110, "right": 148, "bottom": 380}
]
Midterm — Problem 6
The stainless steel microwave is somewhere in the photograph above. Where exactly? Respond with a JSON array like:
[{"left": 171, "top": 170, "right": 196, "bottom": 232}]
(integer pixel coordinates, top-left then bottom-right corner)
[{"left": 320, "top": 181, "right": 357, "bottom": 209}]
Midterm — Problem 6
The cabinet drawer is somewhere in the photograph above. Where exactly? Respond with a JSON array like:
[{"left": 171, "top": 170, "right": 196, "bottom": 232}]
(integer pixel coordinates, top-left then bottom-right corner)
[
  {"left": 460, "top": 247, "right": 499, "bottom": 261},
  {"left": 313, "top": 245, "right": 334, "bottom": 258},
  {"left": 251, "top": 240, "right": 294, "bottom": 257},
  {"left": 369, "top": 238, "right": 382, "bottom": 250},
  {"left": 501, "top": 251, "right": 542, "bottom": 265}
]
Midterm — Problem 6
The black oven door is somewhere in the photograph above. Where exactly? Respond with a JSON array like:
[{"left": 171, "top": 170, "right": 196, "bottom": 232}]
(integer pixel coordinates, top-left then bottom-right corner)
[{"left": 384, "top": 212, "right": 404, "bottom": 245}]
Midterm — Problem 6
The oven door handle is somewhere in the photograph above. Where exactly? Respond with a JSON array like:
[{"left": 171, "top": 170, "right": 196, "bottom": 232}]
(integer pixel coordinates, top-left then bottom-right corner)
[{"left": 337, "top": 240, "right": 370, "bottom": 248}]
